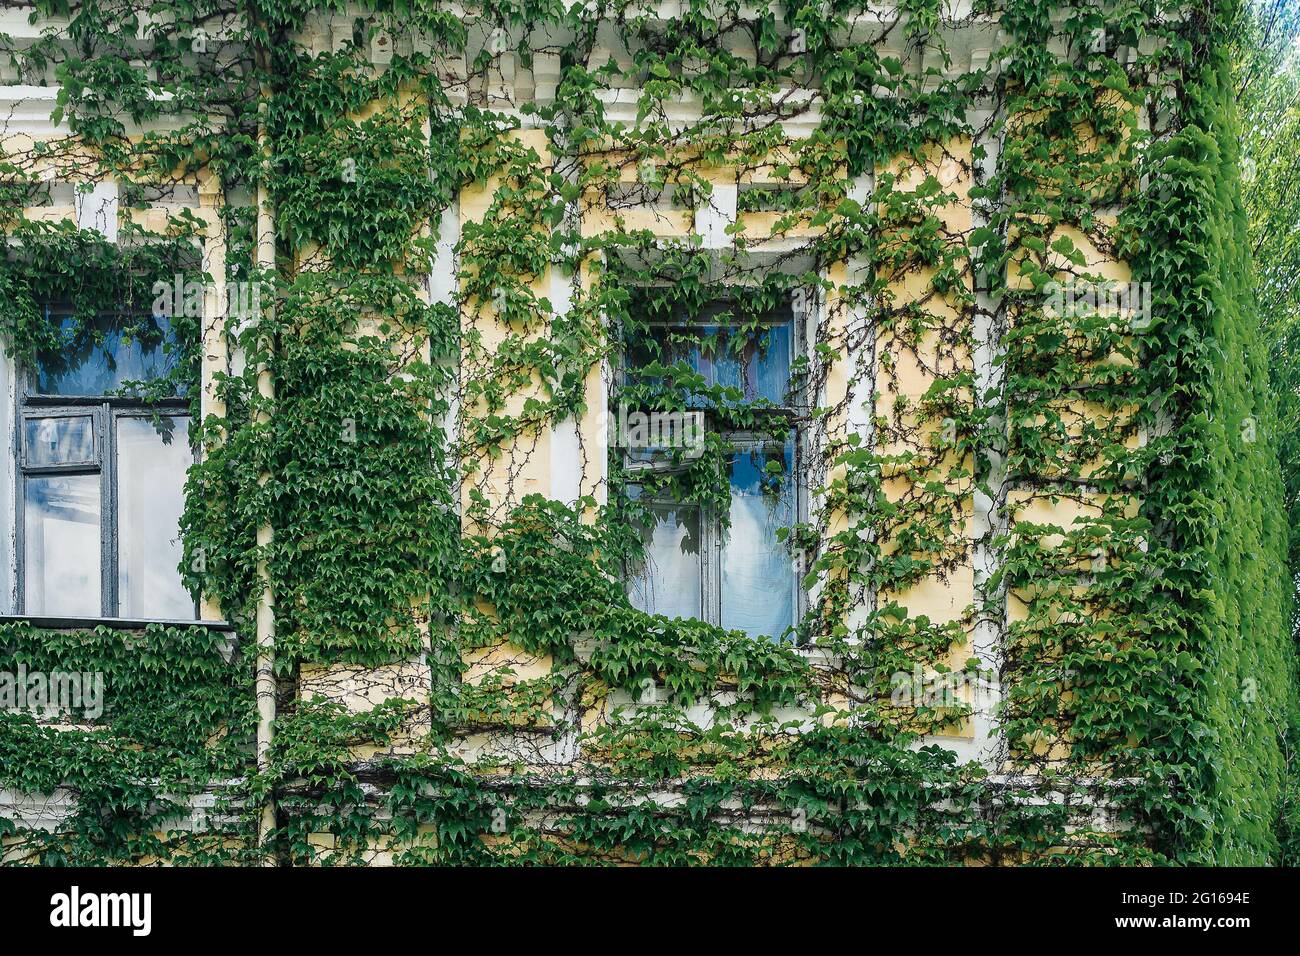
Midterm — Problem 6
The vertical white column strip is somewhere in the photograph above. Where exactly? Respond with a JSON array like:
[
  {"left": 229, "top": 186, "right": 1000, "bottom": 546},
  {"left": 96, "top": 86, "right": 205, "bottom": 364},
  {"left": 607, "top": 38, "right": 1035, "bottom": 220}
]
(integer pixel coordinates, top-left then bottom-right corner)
[{"left": 967, "top": 100, "right": 1007, "bottom": 770}]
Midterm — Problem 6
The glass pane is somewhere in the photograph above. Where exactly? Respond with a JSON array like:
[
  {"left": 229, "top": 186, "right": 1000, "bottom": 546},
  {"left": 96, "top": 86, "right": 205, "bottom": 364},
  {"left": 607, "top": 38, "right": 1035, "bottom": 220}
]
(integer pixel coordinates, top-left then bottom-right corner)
[
  {"left": 117, "top": 416, "right": 195, "bottom": 619},
  {"left": 625, "top": 327, "right": 708, "bottom": 406},
  {"left": 24, "top": 416, "right": 95, "bottom": 466},
  {"left": 721, "top": 440, "right": 795, "bottom": 639},
  {"left": 748, "top": 323, "right": 791, "bottom": 404},
  {"left": 700, "top": 324, "right": 791, "bottom": 404},
  {"left": 629, "top": 504, "right": 703, "bottom": 620},
  {"left": 35, "top": 312, "right": 185, "bottom": 397},
  {"left": 698, "top": 325, "right": 734, "bottom": 393},
  {"left": 626, "top": 320, "right": 790, "bottom": 407},
  {"left": 24, "top": 474, "right": 101, "bottom": 616}
]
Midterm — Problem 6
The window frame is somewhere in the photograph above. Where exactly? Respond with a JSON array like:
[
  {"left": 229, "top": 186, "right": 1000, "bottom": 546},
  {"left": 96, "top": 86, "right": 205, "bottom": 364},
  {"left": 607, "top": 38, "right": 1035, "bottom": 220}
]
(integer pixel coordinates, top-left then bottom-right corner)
[
  {"left": 620, "top": 290, "right": 811, "bottom": 641},
  {"left": 14, "top": 314, "right": 197, "bottom": 621}
]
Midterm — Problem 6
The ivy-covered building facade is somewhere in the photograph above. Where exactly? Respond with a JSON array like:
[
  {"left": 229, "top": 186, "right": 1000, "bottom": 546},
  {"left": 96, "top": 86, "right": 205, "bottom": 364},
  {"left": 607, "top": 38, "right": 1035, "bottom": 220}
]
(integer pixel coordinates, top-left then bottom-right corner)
[{"left": 0, "top": 0, "right": 1294, "bottom": 865}]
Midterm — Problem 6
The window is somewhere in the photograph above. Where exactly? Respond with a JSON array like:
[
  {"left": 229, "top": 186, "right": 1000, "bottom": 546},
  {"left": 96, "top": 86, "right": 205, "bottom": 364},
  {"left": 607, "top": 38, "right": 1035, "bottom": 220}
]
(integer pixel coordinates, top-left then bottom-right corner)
[
  {"left": 624, "top": 307, "right": 793, "bottom": 409},
  {"left": 17, "top": 309, "right": 196, "bottom": 620},
  {"left": 622, "top": 295, "right": 803, "bottom": 641}
]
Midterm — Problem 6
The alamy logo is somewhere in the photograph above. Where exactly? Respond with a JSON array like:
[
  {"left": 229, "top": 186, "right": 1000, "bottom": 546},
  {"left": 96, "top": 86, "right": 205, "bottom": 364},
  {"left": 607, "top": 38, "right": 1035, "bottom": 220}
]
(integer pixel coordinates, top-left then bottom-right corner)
[
  {"left": 889, "top": 665, "right": 996, "bottom": 709},
  {"left": 1044, "top": 280, "right": 1153, "bottom": 329},
  {"left": 49, "top": 886, "right": 151, "bottom": 936},
  {"left": 613, "top": 403, "right": 704, "bottom": 455},
  {"left": 0, "top": 665, "right": 103, "bottom": 720},
  {"left": 151, "top": 274, "right": 262, "bottom": 320}
]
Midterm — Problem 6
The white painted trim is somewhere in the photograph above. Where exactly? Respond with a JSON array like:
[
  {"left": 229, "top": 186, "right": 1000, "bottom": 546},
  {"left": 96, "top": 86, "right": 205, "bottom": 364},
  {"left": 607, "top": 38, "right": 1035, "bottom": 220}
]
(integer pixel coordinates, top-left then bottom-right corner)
[
  {"left": 74, "top": 180, "right": 119, "bottom": 243},
  {"left": 0, "top": 344, "right": 15, "bottom": 614},
  {"left": 696, "top": 182, "right": 737, "bottom": 249},
  {"left": 548, "top": 241, "right": 583, "bottom": 507},
  {"left": 964, "top": 94, "right": 1008, "bottom": 770}
]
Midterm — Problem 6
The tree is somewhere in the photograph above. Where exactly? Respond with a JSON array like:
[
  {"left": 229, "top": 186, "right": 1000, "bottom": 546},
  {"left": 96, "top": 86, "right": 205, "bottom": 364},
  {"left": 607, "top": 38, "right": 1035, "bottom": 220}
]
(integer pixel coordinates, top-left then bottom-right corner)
[{"left": 1236, "top": 0, "right": 1300, "bottom": 639}]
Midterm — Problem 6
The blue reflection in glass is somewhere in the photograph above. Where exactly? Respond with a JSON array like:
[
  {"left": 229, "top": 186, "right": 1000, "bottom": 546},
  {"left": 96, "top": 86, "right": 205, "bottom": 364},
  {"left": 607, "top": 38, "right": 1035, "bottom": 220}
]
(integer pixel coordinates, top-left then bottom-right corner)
[
  {"left": 626, "top": 320, "right": 791, "bottom": 408},
  {"left": 721, "top": 438, "right": 795, "bottom": 640},
  {"left": 34, "top": 312, "right": 185, "bottom": 397},
  {"left": 24, "top": 416, "right": 95, "bottom": 466},
  {"left": 748, "top": 323, "right": 791, "bottom": 404}
]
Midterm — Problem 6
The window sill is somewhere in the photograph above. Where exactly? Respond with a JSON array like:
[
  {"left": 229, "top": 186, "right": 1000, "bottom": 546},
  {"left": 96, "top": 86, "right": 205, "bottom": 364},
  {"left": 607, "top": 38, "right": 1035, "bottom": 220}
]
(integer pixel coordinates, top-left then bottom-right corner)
[{"left": 0, "top": 613, "right": 233, "bottom": 632}]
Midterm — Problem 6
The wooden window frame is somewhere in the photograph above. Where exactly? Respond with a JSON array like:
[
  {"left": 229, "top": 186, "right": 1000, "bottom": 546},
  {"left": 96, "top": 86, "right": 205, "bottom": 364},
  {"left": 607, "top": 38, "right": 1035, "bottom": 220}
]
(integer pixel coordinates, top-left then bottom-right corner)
[
  {"left": 15, "top": 311, "right": 197, "bottom": 620},
  {"left": 620, "top": 291, "right": 810, "bottom": 641}
]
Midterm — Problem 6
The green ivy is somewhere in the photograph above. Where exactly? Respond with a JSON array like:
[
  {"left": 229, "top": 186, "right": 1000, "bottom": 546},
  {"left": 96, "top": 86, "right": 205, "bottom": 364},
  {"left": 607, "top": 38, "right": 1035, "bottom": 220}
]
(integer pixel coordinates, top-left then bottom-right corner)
[{"left": 0, "top": 0, "right": 1293, "bottom": 866}]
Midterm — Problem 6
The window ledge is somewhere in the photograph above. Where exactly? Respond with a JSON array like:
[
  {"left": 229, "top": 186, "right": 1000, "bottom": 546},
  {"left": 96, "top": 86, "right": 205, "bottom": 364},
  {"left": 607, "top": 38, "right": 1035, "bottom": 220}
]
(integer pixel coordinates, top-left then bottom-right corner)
[{"left": 0, "top": 613, "right": 234, "bottom": 632}]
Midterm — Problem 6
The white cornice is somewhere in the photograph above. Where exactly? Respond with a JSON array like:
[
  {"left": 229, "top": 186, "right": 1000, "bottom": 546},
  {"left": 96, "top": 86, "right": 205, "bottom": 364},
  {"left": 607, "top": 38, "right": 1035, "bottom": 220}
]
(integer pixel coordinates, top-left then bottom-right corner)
[
  {"left": 0, "top": 785, "right": 244, "bottom": 832},
  {"left": 0, "top": 84, "right": 63, "bottom": 134}
]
